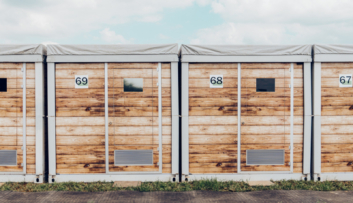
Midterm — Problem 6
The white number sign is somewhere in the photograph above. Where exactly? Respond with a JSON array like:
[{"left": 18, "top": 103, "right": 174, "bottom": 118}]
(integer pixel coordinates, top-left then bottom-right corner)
[
  {"left": 339, "top": 74, "right": 352, "bottom": 87},
  {"left": 210, "top": 75, "right": 223, "bottom": 88},
  {"left": 75, "top": 75, "right": 89, "bottom": 88}
]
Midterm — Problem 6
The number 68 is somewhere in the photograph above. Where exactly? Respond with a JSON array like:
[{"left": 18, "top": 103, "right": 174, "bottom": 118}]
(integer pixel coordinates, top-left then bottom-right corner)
[{"left": 210, "top": 77, "right": 223, "bottom": 84}]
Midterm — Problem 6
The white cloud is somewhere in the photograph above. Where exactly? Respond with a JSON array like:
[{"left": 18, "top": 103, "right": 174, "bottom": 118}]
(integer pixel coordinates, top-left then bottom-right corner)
[
  {"left": 0, "top": 0, "right": 201, "bottom": 43},
  {"left": 2, "top": 0, "right": 353, "bottom": 45},
  {"left": 210, "top": 0, "right": 353, "bottom": 24},
  {"left": 159, "top": 34, "right": 169, "bottom": 39},
  {"left": 191, "top": 23, "right": 285, "bottom": 44},
  {"left": 100, "top": 28, "right": 130, "bottom": 44},
  {"left": 191, "top": 0, "right": 353, "bottom": 44}
]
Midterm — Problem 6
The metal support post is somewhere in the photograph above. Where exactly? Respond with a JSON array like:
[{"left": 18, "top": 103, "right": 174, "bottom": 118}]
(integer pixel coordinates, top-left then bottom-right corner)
[
  {"left": 48, "top": 63, "right": 56, "bottom": 183},
  {"left": 181, "top": 62, "right": 189, "bottom": 180}
]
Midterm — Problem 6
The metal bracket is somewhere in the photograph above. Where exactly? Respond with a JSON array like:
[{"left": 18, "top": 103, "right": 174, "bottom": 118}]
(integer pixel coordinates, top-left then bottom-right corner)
[
  {"left": 157, "top": 162, "right": 160, "bottom": 166},
  {"left": 21, "top": 68, "right": 24, "bottom": 72},
  {"left": 157, "top": 147, "right": 160, "bottom": 151},
  {"left": 289, "top": 145, "right": 291, "bottom": 150},
  {"left": 288, "top": 162, "right": 291, "bottom": 166}
]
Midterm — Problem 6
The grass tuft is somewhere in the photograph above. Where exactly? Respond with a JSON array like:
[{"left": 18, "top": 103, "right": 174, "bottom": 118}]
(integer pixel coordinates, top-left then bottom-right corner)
[{"left": 1, "top": 180, "right": 353, "bottom": 192}]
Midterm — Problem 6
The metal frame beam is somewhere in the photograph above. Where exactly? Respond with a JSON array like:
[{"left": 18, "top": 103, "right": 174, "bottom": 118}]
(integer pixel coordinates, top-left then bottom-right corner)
[
  {"left": 48, "top": 63, "right": 56, "bottom": 183},
  {"left": 181, "top": 55, "right": 312, "bottom": 63},
  {"left": 312, "top": 62, "right": 321, "bottom": 180},
  {"left": 104, "top": 63, "right": 109, "bottom": 174},
  {"left": 0, "top": 55, "right": 43, "bottom": 62},
  {"left": 171, "top": 62, "right": 179, "bottom": 176},
  {"left": 22, "top": 63, "right": 27, "bottom": 175},
  {"left": 53, "top": 174, "right": 174, "bottom": 182},
  {"left": 158, "top": 63, "right": 163, "bottom": 173},
  {"left": 303, "top": 62, "right": 312, "bottom": 180},
  {"left": 0, "top": 175, "right": 38, "bottom": 182},
  {"left": 47, "top": 55, "right": 178, "bottom": 63},
  {"left": 314, "top": 54, "right": 353, "bottom": 62},
  {"left": 319, "top": 173, "right": 353, "bottom": 181},
  {"left": 35, "top": 62, "right": 45, "bottom": 183},
  {"left": 187, "top": 173, "right": 306, "bottom": 182},
  {"left": 290, "top": 63, "right": 294, "bottom": 173},
  {"left": 237, "top": 63, "right": 241, "bottom": 173},
  {"left": 181, "top": 62, "right": 189, "bottom": 177}
]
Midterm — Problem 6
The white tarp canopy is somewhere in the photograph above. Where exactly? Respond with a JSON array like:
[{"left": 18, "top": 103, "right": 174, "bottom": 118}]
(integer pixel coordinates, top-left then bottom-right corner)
[
  {"left": 0, "top": 44, "right": 46, "bottom": 55},
  {"left": 314, "top": 44, "right": 353, "bottom": 55},
  {"left": 47, "top": 44, "right": 178, "bottom": 55},
  {"left": 180, "top": 44, "right": 312, "bottom": 56}
]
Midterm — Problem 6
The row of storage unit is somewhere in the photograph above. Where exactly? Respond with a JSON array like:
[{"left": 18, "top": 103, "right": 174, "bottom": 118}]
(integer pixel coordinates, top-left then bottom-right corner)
[{"left": 0, "top": 44, "right": 352, "bottom": 182}]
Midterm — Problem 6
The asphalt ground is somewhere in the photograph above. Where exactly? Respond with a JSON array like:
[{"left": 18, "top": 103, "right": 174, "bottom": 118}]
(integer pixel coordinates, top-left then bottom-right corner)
[{"left": 0, "top": 190, "right": 352, "bottom": 203}]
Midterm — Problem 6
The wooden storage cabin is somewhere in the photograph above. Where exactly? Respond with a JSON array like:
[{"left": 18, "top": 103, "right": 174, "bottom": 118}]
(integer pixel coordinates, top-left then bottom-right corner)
[
  {"left": 313, "top": 44, "right": 353, "bottom": 181},
  {"left": 0, "top": 45, "right": 46, "bottom": 182},
  {"left": 180, "top": 45, "right": 312, "bottom": 181},
  {"left": 47, "top": 44, "right": 179, "bottom": 182}
]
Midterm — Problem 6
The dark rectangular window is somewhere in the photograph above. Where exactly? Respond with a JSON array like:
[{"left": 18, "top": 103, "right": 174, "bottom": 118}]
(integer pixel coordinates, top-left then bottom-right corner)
[
  {"left": 124, "top": 78, "right": 143, "bottom": 92},
  {"left": 0, "top": 78, "right": 7, "bottom": 92},
  {"left": 256, "top": 78, "right": 275, "bottom": 92}
]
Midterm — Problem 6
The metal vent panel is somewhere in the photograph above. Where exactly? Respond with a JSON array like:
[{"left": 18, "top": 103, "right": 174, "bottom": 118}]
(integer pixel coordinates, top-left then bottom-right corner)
[
  {"left": 0, "top": 150, "right": 17, "bottom": 166},
  {"left": 114, "top": 150, "right": 153, "bottom": 165},
  {"left": 246, "top": 149, "right": 284, "bottom": 165}
]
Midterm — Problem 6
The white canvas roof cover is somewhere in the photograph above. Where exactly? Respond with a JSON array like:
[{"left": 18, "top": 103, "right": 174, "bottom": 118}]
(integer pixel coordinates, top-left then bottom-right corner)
[
  {"left": 47, "top": 44, "right": 178, "bottom": 55},
  {"left": 0, "top": 44, "right": 46, "bottom": 55},
  {"left": 180, "top": 45, "right": 312, "bottom": 56},
  {"left": 314, "top": 44, "right": 353, "bottom": 55}
]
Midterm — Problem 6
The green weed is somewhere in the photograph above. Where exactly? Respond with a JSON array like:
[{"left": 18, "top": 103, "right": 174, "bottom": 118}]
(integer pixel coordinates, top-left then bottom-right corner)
[{"left": 1, "top": 180, "right": 353, "bottom": 193}]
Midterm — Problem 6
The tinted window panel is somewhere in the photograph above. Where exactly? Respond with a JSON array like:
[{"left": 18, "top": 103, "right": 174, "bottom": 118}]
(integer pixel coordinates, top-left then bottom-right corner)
[
  {"left": 256, "top": 78, "right": 275, "bottom": 92},
  {"left": 0, "top": 78, "right": 7, "bottom": 92},
  {"left": 124, "top": 78, "right": 143, "bottom": 92}
]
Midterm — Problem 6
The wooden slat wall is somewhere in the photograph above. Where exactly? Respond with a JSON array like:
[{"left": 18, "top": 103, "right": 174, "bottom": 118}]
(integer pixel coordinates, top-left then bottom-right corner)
[
  {"left": 189, "top": 63, "right": 238, "bottom": 174},
  {"left": 321, "top": 63, "right": 353, "bottom": 173},
  {"left": 56, "top": 63, "right": 106, "bottom": 174},
  {"left": 108, "top": 63, "right": 171, "bottom": 173},
  {"left": 0, "top": 63, "right": 35, "bottom": 173},
  {"left": 188, "top": 63, "right": 304, "bottom": 174},
  {"left": 56, "top": 63, "right": 172, "bottom": 174},
  {"left": 241, "top": 63, "right": 303, "bottom": 173}
]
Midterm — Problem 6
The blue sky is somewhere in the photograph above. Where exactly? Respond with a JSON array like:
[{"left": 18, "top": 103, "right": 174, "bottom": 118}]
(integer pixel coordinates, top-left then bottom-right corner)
[
  {"left": 1, "top": 0, "right": 353, "bottom": 45},
  {"left": 68, "top": 4, "right": 223, "bottom": 44}
]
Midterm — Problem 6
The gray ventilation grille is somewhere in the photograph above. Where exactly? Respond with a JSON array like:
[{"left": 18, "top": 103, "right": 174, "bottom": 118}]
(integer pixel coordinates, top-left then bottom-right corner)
[
  {"left": 114, "top": 150, "right": 153, "bottom": 165},
  {"left": 0, "top": 150, "right": 17, "bottom": 166},
  {"left": 246, "top": 150, "right": 284, "bottom": 165}
]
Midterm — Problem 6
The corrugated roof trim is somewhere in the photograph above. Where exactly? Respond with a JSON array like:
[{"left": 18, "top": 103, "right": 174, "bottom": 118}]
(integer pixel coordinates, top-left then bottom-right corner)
[
  {"left": 314, "top": 44, "right": 353, "bottom": 55},
  {"left": 180, "top": 44, "right": 312, "bottom": 56},
  {"left": 47, "top": 44, "right": 179, "bottom": 55},
  {"left": 0, "top": 44, "right": 46, "bottom": 55}
]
